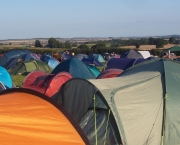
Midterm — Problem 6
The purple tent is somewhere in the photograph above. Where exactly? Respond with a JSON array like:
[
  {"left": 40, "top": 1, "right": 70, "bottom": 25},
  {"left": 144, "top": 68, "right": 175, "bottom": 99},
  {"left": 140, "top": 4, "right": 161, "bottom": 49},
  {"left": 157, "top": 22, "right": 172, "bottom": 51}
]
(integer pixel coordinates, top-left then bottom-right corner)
[{"left": 104, "top": 58, "right": 135, "bottom": 71}]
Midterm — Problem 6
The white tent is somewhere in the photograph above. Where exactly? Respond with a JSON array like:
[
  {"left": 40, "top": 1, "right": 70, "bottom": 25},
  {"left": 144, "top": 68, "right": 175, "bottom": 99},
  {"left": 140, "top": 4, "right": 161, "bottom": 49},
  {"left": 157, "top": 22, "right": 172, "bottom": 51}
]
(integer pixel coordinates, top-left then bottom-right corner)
[{"left": 138, "top": 51, "right": 151, "bottom": 59}]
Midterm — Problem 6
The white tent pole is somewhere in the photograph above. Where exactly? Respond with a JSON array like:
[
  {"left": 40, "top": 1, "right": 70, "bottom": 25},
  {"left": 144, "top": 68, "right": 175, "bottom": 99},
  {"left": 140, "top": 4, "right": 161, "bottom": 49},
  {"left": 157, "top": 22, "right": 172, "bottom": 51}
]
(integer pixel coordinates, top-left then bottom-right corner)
[{"left": 168, "top": 50, "right": 170, "bottom": 58}]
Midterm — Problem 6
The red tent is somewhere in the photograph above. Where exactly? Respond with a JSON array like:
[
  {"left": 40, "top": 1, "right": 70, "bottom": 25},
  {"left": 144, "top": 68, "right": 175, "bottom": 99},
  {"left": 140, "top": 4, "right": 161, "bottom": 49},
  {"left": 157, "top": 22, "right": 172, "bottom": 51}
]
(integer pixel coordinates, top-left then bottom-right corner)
[
  {"left": 22, "top": 70, "right": 72, "bottom": 97},
  {"left": 96, "top": 69, "right": 123, "bottom": 79}
]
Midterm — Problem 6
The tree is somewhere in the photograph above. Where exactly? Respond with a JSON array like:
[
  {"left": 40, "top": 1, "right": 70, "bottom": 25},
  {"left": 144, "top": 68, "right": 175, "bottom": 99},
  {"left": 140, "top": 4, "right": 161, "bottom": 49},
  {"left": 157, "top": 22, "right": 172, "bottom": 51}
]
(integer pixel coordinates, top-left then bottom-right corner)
[
  {"left": 78, "top": 44, "right": 89, "bottom": 49},
  {"left": 154, "top": 38, "right": 168, "bottom": 48},
  {"left": 148, "top": 37, "right": 155, "bottom": 45},
  {"left": 64, "top": 41, "right": 72, "bottom": 49},
  {"left": 169, "top": 37, "right": 176, "bottom": 44},
  {"left": 48, "top": 37, "right": 58, "bottom": 48},
  {"left": 91, "top": 42, "right": 106, "bottom": 49},
  {"left": 35, "top": 40, "right": 43, "bottom": 47},
  {"left": 135, "top": 43, "right": 140, "bottom": 49}
]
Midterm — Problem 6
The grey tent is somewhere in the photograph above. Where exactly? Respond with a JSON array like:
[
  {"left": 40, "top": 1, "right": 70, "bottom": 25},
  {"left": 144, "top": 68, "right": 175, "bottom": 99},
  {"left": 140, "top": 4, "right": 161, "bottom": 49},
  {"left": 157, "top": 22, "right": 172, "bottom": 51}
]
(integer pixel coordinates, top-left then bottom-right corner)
[
  {"left": 120, "top": 49, "right": 144, "bottom": 59},
  {"left": 52, "top": 78, "right": 121, "bottom": 145},
  {"left": 89, "top": 59, "right": 180, "bottom": 145}
]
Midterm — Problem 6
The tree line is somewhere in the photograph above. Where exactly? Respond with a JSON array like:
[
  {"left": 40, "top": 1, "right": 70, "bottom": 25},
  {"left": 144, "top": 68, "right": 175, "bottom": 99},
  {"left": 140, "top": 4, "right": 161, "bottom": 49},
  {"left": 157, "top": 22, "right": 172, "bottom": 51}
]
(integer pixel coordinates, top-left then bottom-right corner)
[{"left": 35, "top": 37, "right": 179, "bottom": 49}]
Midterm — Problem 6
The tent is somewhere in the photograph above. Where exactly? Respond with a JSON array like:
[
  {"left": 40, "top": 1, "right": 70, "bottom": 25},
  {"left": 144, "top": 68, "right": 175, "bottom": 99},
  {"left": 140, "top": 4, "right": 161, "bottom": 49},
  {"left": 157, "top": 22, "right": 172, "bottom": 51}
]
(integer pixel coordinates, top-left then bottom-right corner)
[
  {"left": 0, "top": 50, "right": 37, "bottom": 66},
  {"left": 160, "top": 45, "right": 180, "bottom": 58},
  {"left": 0, "top": 66, "right": 12, "bottom": 89},
  {"left": 138, "top": 51, "right": 151, "bottom": 59},
  {"left": 87, "top": 65, "right": 101, "bottom": 77},
  {"left": 103, "top": 53, "right": 111, "bottom": 60},
  {"left": 89, "top": 59, "right": 180, "bottom": 145},
  {"left": 4, "top": 53, "right": 39, "bottom": 70},
  {"left": 74, "top": 54, "right": 87, "bottom": 60},
  {"left": 96, "top": 69, "right": 123, "bottom": 79},
  {"left": 89, "top": 54, "right": 105, "bottom": 63},
  {"left": 23, "top": 70, "right": 72, "bottom": 97},
  {"left": 51, "top": 58, "right": 96, "bottom": 79},
  {"left": 52, "top": 78, "right": 122, "bottom": 145},
  {"left": 61, "top": 51, "right": 73, "bottom": 61},
  {"left": 10, "top": 59, "right": 52, "bottom": 75},
  {"left": 82, "top": 57, "right": 103, "bottom": 66},
  {"left": 104, "top": 58, "right": 135, "bottom": 71},
  {"left": 120, "top": 49, "right": 144, "bottom": 59},
  {"left": 0, "top": 81, "right": 6, "bottom": 92},
  {"left": 0, "top": 88, "right": 89, "bottom": 145},
  {"left": 40, "top": 54, "right": 59, "bottom": 69}
]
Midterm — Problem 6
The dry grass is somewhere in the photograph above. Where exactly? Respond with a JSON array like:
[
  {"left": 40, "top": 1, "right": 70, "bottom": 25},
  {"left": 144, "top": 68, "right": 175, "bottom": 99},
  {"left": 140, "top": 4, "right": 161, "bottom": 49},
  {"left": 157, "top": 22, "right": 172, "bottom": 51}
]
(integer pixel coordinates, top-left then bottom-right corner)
[{"left": 120, "top": 44, "right": 178, "bottom": 50}]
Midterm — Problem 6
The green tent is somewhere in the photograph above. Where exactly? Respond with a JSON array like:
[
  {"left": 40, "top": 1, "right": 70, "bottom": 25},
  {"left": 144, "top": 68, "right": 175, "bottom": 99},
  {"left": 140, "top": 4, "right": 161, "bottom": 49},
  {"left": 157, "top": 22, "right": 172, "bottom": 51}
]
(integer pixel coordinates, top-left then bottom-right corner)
[
  {"left": 10, "top": 59, "right": 52, "bottom": 75},
  {"left": 89, "top": 59, "right": 180, "bottom": 145},
  {"left": 160, "top": 45, "right": 180, "bottom": 58}
]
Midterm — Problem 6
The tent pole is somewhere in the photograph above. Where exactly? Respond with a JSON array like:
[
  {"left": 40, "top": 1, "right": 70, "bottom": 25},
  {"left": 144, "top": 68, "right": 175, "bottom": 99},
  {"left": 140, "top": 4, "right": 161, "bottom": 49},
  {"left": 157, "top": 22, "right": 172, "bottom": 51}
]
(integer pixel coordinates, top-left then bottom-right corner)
[{"left": 168, "top": 50, "right": 170, "bottom": 58}]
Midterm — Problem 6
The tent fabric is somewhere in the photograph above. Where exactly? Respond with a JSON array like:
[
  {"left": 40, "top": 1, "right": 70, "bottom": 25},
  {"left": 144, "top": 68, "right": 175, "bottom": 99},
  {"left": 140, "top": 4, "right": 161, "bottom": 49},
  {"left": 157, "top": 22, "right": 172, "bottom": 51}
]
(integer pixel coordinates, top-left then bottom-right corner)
[
  {"left": 138, "top": 51, "right": 151, "bottom": 59},
  {"left": 23, "top": 70, "right": 72, "bottom": 97},
  {"left": 0, "top": 66, "right": 12, "bottom": 89},
  {"left": 0, "top": 81, "right": 6, "bottom": 92},
  {"left": 89, "top": 59, "right": 180, "bottom": 145},
  {"left": 51, "top": 58, "right": 96, "bottom": 79},
  {"left": 52, "top": 78, "right": 122, "bottom": 145},
  {"left": 47, "top": 59, "right": 59, "bottom": 69},
  {"left": 82, "top": 57, "right": 103, "bottom": 66},
  {"left": 89, "top": 54, "right": 105, "bottom": 63},
  {"left": 0, "top": 50, "right": 35, "bottom": 66},
  {"left": 74, "top": 54, "right": 87, "bottom": 60},
  {"left": 0, "top": 88, "right": 89, "bottom": 145},
  {"left": 3, "top": 53, "right": 39, "bottom": 70},
  {"left": 61, "top": 51, "right": 73, "bottom": 61},
  {"left": 10, "top": 59, "right": 52, "bottom": 75},
  {"left": 40, "top": 54, "right": 59, "bottom": 69},
  {"left": 96, "top": 69, "right": 123, "bottom": 79},
  {"left": 87, "top": 65, "right": 101, "bottom": 77},
  {"left": 132, "top": 58, "right": 150, "bottom": 66},
  {"left": 120, "top": 49, "right": 144, "bottom": 59},
  {"left": 104, "top": 58, "right": 135, "bottom": 71},
  {"left": 166, "top": 45, "right": 180, "bottom": 51}
]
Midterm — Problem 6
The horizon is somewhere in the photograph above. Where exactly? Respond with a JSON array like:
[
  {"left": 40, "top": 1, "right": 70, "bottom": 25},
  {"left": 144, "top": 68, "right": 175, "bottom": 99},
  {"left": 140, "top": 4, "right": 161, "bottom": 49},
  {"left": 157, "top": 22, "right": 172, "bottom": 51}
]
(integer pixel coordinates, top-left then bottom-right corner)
[{"left": 1, "top": 0, "right": 180, "bottom": 40}]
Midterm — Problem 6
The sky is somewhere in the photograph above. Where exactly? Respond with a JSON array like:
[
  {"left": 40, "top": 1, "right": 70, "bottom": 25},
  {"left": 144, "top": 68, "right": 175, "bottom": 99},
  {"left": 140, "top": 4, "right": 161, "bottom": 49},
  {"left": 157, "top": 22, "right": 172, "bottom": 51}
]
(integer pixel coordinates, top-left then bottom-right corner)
[{"left": 1, "top": 0, "right": 180, "bottom": 40}]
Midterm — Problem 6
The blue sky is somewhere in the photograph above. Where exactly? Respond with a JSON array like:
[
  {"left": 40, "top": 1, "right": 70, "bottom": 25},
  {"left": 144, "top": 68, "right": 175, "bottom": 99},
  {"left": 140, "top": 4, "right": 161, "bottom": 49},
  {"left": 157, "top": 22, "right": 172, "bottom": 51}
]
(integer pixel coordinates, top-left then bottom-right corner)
[{"left": 1, "top": 0, "right": 180, "bottom": 40}]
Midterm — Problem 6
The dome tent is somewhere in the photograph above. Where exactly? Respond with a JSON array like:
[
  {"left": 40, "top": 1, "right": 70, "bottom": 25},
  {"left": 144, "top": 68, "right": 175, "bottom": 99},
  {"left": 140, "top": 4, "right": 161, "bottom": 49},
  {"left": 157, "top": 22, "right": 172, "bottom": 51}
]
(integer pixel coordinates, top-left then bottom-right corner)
[
  {"left": 52, "top": 78, "right": 122, "bottom": 145},
  {"left": 89, "top": 59, "right": 180, "bottom": 145},
  {"left": 10, "top": 59, "right": 52, "bottom": 75},
  {"left": 0, "top": 88, "right": 90, "bottom": 145},
  {"left": 51, "top": 58, "right": 96, "bottom": 79}
]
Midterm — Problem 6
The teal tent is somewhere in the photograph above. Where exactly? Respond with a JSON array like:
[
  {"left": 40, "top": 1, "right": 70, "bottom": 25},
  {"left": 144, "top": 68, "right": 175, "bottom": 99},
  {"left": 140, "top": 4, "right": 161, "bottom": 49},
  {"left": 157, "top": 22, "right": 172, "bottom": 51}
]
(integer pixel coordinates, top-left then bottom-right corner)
[
  {"left": 87, "top": 65, "right": 101, "bottom": 77},
  {"left": 51, "top": 58, "right": 96, "bottom": 79}
]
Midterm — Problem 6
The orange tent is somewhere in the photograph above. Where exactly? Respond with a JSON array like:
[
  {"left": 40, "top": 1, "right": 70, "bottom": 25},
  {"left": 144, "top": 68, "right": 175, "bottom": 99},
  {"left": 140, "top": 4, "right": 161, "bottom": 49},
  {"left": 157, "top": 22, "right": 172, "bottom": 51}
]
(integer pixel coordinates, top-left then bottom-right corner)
[{"left": 0, "top": 88, "right": 89, "bottom": 145}]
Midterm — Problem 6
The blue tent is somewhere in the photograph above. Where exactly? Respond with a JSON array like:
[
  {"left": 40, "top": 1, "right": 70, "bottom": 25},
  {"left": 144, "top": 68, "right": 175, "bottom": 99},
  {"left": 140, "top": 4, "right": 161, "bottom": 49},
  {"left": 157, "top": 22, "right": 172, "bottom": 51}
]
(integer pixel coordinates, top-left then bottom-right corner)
[
  {"left": 40, "top": 54, "right": 59, "bottom": 69},
  {"left": 0, "top": 50, "right": 38, "bottom": 68},
  {"left": 0, "top": 66, "right": 12, "bottom": 89},
  {"left": 82, "top": 57, "right": 103, "bottom": 66},
  {"left": 61, "top": 51, "right": 73, "bottom": 61},
  {"left": 4, "top": 53, "right": 40, "bottom": 70},
  {"left": 51, "top": 58, "right": 96, "bottom": 79},
  {"left": 89, "top": 54, "right": 105, "bottom": 63}
]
